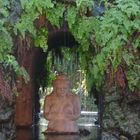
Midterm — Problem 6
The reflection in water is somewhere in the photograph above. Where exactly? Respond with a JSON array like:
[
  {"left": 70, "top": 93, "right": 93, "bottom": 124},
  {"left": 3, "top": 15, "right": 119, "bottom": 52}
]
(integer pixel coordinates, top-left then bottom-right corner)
[
  {"left": 45, "top": 135, "right": 80, "bottom": 140},
  {"left": 16, "top": 127, "right": 98, "bottom": 140},
  {"left": 16, "top": 111, "right": 98, "bottom": 140},
  {"left": 16, "top": 128, "right": 32, "bottom": 140}
]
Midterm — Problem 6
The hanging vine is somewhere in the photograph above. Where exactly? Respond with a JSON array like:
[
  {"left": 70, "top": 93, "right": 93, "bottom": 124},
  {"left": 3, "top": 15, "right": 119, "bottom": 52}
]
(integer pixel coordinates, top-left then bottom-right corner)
[
  {"left": 0, "top": 0, "right": 29, "bottom": 83},
  {"left": 0, "top": 0, "right": 140, "bottom": 93}
]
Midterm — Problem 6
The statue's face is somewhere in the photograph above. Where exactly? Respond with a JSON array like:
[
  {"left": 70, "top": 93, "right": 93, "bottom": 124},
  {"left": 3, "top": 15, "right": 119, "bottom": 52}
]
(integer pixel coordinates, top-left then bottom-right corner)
[{"left": 55, "top": 83, "right": 69, "bottom": 97}]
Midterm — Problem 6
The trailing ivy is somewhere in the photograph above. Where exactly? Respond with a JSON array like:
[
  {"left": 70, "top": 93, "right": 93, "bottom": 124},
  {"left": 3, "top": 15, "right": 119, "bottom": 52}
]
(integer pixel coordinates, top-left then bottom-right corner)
[
  {"left": 0, "top": 0, "right": 29, "bottom": 82},
  {"left": 92, "top": 0, "right": 140, "bottom": 90},
  {"left": 0, "top": 0, "right": 140, "bottom": 92},
  {"left": 0, "top": 24, "right": 12, "bottom": 63},
  {"left": 45, "top": 3, "right": 65, "bottom": 28},
  {"left": 35, "top": 27, "right": 48, "bottom": 52}
]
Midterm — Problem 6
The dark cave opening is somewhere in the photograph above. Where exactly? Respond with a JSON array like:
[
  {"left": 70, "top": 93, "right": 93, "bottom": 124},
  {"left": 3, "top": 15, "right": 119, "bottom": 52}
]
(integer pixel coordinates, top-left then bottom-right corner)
[{"left": 30, "top": 30, "right": 101, "bottom": 140}]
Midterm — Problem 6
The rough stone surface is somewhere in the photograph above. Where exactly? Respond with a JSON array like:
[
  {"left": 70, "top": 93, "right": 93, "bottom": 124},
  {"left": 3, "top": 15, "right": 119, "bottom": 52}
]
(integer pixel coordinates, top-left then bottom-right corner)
[
  {"left": 102, "top": 87, "right": 140, "bottom": 140},
  {"left": 0, "top": 97, "right": 15, "bottom": 140},
  {"left": 102, "top": 132, "right": 118, "bottom": 140}
]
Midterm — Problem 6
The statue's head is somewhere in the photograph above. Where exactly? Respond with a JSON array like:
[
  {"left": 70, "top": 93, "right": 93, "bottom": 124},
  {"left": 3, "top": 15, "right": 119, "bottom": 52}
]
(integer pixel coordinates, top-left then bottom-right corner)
[{"left": 53, "top": 74, "right": 71, "bottom": 96}]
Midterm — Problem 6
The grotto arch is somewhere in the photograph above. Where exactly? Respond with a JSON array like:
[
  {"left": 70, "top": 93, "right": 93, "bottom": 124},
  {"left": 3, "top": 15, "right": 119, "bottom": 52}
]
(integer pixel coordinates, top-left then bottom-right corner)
[
  {"left": 15, "top": 27, "right": 78, "bottom": 126},
  {"left": 15, "top": 25, "right": 102, "bottom": 139}
]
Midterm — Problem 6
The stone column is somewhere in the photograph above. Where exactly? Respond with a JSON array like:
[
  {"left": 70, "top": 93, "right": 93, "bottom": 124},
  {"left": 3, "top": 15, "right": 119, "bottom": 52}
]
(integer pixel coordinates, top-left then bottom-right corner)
[{"left": 15, "top": 47, "right": 35, "bottom": 126}]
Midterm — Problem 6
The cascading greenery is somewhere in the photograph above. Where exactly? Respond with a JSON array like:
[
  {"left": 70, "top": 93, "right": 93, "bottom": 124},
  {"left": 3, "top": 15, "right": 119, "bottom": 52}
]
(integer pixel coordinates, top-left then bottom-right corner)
[
  {"left": 0, "top": 0, "right": 29, "bottom": 82},
  {"left": 93, "top": 0, "right": 140, "bottom": 91},
  {"left": 0, "top": 0, "right": 140, "bottom": 93}
]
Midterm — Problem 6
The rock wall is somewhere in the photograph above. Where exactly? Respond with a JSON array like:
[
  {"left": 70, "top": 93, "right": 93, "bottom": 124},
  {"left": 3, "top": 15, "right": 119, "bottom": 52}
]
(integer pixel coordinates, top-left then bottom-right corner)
[
  {"left": 0, "top": 97, "right": 15, "bottom": 140},
  {"left": 0, "top": 67, "right": 15, "bottom": 140},
  {"left": 102, "top": 87, "right": 140, "bottom": 140}
]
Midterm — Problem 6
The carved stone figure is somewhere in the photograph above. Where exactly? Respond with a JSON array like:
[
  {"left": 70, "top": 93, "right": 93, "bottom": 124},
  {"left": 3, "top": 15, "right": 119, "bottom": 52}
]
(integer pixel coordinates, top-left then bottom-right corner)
[{"left": 43, "top": 74, "right": 81, "bottom": 133}]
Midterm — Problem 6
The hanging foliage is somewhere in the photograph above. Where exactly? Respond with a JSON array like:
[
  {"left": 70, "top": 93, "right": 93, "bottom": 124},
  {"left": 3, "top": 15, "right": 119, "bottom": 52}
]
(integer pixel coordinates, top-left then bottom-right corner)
[
  {"left": 92, "top": 0, "right": 140, "bottom": 91},
  {"left": 0, "top": 0, "right": 140, "bottom": 93},
  {"left": 0, "top": 0, "right": 29, "bottom": 82}
]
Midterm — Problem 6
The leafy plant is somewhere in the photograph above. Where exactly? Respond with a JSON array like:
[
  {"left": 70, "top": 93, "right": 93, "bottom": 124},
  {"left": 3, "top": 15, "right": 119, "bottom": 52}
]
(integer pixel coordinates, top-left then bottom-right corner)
[
  {"left": 0, "top": 0, "right": 29, "bottom": 82},
  {"left": 35, "top": 27, "right": 48, "bottom": 52},
  {"left": 0, "top": 0, "right": 140, "bottom": 93}
]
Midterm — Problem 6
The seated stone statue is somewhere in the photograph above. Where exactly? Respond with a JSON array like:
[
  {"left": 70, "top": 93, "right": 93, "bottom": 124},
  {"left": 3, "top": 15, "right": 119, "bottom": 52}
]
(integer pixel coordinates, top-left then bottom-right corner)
[{"left": 43, "top": 74, "right": 81, "bottom": 133}]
